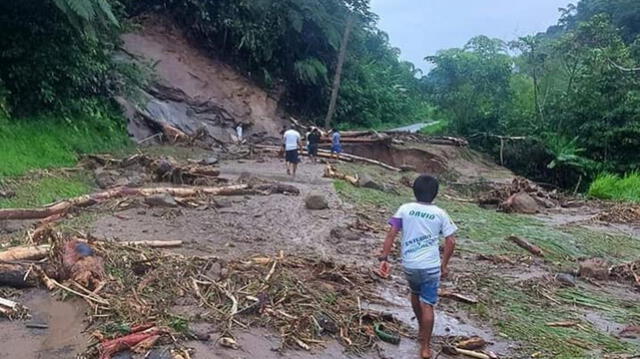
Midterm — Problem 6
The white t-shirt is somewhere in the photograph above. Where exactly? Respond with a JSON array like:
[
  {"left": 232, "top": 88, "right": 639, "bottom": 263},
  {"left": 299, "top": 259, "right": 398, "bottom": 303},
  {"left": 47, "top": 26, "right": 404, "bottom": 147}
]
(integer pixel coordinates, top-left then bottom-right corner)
[
  {"left": 283, "top": 129, "right": 301, "bottom": 151},
  {"left": 390, "top": 203, "right": 458, "bottom": 269}
]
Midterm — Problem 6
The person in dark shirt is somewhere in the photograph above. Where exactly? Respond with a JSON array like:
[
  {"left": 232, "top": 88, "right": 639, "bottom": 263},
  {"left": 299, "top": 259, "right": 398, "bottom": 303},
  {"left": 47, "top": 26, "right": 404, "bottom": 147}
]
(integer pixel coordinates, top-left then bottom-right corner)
[{"left": 307, "top": 127, "right": 321, "bottom": 163}]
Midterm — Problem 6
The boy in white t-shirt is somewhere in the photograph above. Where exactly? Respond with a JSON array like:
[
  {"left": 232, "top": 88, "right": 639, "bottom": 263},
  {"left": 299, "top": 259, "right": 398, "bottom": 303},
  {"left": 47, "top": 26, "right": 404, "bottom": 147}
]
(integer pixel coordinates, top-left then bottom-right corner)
[{"left": 378, "top": 175, "right": 457, "bottom": 359}]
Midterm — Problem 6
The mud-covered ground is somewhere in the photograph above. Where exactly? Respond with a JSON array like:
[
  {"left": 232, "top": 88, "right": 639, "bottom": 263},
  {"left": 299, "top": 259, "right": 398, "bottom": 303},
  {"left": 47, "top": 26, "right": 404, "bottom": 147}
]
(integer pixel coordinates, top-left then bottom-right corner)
[{"left": 0, "top": 146, "right": 639, "bottom": 359}]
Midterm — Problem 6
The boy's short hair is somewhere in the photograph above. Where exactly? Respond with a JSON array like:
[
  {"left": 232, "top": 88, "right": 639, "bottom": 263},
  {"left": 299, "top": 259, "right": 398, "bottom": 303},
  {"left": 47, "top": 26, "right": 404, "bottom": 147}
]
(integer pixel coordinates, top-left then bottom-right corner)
[{"left": 413, "top": 175, "right": 439, "bottom": 203}]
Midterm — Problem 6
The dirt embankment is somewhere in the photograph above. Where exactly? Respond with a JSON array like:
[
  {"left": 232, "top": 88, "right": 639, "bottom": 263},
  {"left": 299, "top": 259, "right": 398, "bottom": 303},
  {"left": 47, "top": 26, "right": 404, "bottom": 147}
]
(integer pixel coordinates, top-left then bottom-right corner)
[
  {"left": 120, "top": 16, "right": 288, "bottom": 144},
  {"left": 342, "top": 142, "right": 514, "bottom": 184}
]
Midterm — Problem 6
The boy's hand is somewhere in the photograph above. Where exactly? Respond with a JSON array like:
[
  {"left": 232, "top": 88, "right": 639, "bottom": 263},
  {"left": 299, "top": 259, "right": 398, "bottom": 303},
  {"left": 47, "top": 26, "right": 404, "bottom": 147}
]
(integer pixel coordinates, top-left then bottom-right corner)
[
  {"left": 378, "top": 261, "right": 391, "bottom": 279},
  {"left": 441, "top": 265, "right": 449, "bottom": 279}
]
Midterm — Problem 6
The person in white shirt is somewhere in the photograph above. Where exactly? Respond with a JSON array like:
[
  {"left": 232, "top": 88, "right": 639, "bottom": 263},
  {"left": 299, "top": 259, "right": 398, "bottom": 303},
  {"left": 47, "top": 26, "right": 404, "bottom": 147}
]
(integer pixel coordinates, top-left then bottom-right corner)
[
  {"left": 282, "top": 126, "right": 302, "bottom": 177},
  {"left": 378, "top": 175, "right": 457, "bottom": 359}
]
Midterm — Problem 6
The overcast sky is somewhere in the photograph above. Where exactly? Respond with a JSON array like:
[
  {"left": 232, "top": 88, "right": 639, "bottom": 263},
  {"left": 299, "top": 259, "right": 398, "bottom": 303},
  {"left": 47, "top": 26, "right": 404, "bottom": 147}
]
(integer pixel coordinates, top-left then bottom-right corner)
[{"left": 370, "top": 0, "right": 573, "bottom": 72}]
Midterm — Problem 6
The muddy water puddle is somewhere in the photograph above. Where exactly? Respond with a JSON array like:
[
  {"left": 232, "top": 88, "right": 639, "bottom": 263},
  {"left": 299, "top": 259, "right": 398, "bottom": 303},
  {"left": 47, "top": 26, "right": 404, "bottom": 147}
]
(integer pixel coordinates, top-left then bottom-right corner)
[{"left": 0, "top": 289, "right": 88, "bottom": 358}]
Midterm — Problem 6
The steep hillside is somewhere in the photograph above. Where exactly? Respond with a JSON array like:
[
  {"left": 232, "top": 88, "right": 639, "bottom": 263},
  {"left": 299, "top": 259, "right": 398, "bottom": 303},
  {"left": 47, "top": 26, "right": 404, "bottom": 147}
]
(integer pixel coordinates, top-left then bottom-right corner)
[{"left": 120, "top": 17, "right": 288, "bottom": 144}]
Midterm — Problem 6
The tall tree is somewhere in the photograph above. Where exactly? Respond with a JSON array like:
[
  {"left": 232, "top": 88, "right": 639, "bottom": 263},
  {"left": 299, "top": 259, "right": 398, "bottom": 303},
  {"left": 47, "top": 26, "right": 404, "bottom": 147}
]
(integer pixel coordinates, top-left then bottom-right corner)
[{"left": 324, "top": 14, "right": 354, "bottom": 129}]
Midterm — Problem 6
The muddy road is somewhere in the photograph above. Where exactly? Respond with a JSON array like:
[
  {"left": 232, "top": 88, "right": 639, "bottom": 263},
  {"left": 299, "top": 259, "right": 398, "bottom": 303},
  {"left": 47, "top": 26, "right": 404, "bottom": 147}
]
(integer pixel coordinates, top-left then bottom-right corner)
[{"left": 0, "top": 146, "right": 638, "bottom": 359}]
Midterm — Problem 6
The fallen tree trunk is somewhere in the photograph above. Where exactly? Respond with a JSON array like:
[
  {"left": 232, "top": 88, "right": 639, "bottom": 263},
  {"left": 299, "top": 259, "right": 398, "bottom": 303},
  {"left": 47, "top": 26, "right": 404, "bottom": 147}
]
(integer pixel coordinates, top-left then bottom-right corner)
[
  {"left": 438, "top": 289, "right": 478, "bottom": 304},
  {"left": 506, "top": 235, "right": 544, "bottom": 257},
  {"left": 117, "top": 240, "right": 183, "bottom": 248},
  {"left": 0, "top": 185, "right": 250, "bottom": 221},
  {"left": 323, "top": 165, "right": 359, "bottom": 186},
  {"left": 0, "top": 245, "right": 50, "bottom": 262},
  {"left": 0, "top": 263, "right": 39, "bottom": 288},
  {"left": 254, "top": 145, "right": 400, "bottom": 172}
]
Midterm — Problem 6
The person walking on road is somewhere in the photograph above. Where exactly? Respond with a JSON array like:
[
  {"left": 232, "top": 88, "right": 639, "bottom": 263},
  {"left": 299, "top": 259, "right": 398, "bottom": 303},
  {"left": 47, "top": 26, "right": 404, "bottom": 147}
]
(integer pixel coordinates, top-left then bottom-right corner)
[
  {"left": 283, "top": 126, "right": 302, "bottom": 177},
  {"left": 330, "top": 128, "right": 342, "bottom": 161},
  {"left": 307, "top": 127, "right": 321, "bottom": 163},
  {"left": 378, "top": 175, "right": 457, "bottom": 359}
]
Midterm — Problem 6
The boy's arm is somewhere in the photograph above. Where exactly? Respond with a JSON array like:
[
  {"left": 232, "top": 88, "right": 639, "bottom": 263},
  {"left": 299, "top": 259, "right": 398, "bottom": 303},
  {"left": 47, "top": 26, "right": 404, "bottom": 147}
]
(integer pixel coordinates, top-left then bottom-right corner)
[
  {"left": 441, "top": 235, "right": 456, "bottom": 278},
  {"left": 380, "top": 226, "right": 400, "bottom": 259}
]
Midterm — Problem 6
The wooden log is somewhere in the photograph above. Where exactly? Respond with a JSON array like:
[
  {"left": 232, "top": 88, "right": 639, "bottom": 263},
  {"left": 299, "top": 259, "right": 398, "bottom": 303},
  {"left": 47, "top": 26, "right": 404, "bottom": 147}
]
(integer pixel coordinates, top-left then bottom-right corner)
[
  {"left": 506, "top": 235, "right": 544, "bottom": 257},
  {"left": 0, "top": 245, "right": 50, "bottom": 262},
  {"left": 455, "top": 348, "right": 490, "bottom": 359},
  {"left": 117, "top": 240, "right": 183, "bottom": 248},
  {"left": 254, "top": 144, "right": 400, "bottom": 171},
  {"left": 0, "top": 185, "right": 250, "bottom": 221},
  {"left": 323, "top": 165, "right": 359, "bottom": 186},
  {"left": 0, "top": 263, "right": 39, "bottom": 288},
  {"left": 456, "top": 337, "right": 488, "bottom": 350},
  {"left": 438, "top": 289, "right": 478, "bottom": 304}
]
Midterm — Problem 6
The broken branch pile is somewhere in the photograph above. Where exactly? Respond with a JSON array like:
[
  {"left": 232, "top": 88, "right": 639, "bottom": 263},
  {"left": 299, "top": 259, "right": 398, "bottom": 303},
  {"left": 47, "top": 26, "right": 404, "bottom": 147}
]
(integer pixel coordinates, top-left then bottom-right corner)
[
  {"left": 609, "top": 260, "right": 640, "bottom": 288},
  {"left": 593, "top": 204, "right": 640, "bottom": 224},
  {"left": 478, "top": 177, "right": 559, "bottom": 214},
  {"left": 83, "top": 154, "right": 223, "bottom": 187},
  {"left": 46, "top": 238, "right": 404, "bottom": 355},
  {"left": 323, "top": 165, "right": 359, "bottom": 186}
]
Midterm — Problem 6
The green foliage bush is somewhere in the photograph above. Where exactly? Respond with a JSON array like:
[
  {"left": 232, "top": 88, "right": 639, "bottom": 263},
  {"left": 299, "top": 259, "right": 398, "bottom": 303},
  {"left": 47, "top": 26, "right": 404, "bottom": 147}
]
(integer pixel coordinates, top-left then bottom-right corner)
[
  {"left": 588, "top": 172, "right": 640, "bottom": 202},
  {"left": 0, "top": 0, "right": 121, "bottom": 114}
]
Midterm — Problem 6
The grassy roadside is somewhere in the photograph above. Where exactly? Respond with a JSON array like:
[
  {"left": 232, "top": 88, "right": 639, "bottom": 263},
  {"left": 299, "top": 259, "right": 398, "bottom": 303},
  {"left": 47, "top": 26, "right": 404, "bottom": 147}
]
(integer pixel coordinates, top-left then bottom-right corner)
[
  {"left": 589, "top": 172, "right": 640, "bottom": 203},
  {"left": 333, "top": 165, "right": 640, "bottom": 358},
  {"left": 0, "top": 103, "right": 131, "bottom": 178},
  {"left": 0, "top": 103, "right": 131, "bottom": 208}
]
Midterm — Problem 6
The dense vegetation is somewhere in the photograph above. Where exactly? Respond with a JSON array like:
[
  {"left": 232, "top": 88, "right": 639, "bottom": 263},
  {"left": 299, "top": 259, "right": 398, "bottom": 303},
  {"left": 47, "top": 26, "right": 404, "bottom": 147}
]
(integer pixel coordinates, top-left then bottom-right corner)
[
  {"left": 423, "top": 0, "right": 640, "bottom": 190},
  {"left": 122, "top": 0, "right": 432, "bottom": 129},
  {"left": 0, "top": 0, "right": 132, "bottom": 177},
  {"left": 1, "top": 0, "right": 638, "bottom": 197}
]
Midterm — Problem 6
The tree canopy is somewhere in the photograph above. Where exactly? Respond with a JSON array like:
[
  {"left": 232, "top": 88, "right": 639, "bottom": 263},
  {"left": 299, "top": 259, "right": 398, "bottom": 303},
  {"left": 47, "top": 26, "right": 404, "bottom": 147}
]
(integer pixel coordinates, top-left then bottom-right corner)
[{"left": 423, "top": 0, "right": 640, "bottom": 186}]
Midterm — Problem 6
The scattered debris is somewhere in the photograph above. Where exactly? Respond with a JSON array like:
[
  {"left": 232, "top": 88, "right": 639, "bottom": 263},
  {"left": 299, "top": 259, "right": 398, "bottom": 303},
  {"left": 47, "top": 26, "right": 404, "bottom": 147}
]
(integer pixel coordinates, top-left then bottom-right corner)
[
  {"left": 439, "top": 289, "right": 478, "bottom": 304},
  {"left": 478, "top": 177, "right": 559, "bottom": 213},
  {"left": 442, "top": 343, "right": 491, "bottom": 359},
  {"left": 593, "top": 204, "right": 640, "bottom": 224},
  {"left": 609, "top": 260, "right": 640, "bottom": 287},
  {"left": 476, "top": 254, "right": 516, "bottom": 265},
  {"left": 619, "top": 325, "right": 640, "bottom": 339},
  {"left": 218, "top": 337, "right": 239, "bottom": 349},
  {"left": 0, "top": 297, "right": 21, "bottom": 318},
  {"left": 578, "top": 258, "right": 610, "bottom": 280},
  {"left": 330, "top": 227, "right": 361, "bottom": 242},
  {"left": 546, "top": 321, "right": 579, "bottom": 328},
  {"left": 305, "top": 192, "right": 329, "bottom": 210},
  {"left": 456, "top": 336, "right": 488, "bottom": 350},
  {"left": 0, "top": 244, "right": 50, "bottom": 261},
  {"left": 0, "top": 189, "right": 16, "bottom": 198},
  {"left": 323, "top": 165, "right": 359, "bottom": 186},
  {"left": 374, "top": 323, "right": 401, "bottom": 345},
  {"left": 506, "top": 235, "right": 544, "bottom": 257},
  {"left": 98, "top": 325, "right": 166, "bottom": 359}
]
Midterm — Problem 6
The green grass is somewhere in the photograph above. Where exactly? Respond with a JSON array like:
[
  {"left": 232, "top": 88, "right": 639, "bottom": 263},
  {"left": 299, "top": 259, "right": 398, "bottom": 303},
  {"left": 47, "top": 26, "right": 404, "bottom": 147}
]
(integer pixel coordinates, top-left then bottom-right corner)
[
  {"left": 588, "top": 172, "right": 640, "bottom": 202},
  {"left": 0, "top": 172, "right": 94, "bottom": 208},
  {"left": 0, "top": 103, "right": 132, "bottom": 178},
  {"left": 334, "top": 166, "right": 640, "bottom": 358},
  {"left": 471, "top": 277, "right": 638, "bottom": 358},
  {"left": 334, "top": 178, "right": 640, "bottom": 265}
]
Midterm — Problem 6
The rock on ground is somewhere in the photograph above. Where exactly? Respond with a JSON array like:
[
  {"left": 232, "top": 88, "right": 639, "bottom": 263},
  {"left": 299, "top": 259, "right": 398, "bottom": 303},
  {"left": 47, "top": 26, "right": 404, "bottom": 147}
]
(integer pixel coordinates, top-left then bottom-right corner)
[
  {"left": 358, "top": 174, "right": 384, "bottom": 191},
  {"left": 555, "top": 273, "right": 577, "bottom": 287},
  {"left": 305, "top": 192, "right": 329, "bottom": 210},
  {"left": 145, "top": 194, "right": 179, "bottom": 208},
  {"left": 501, "top": 191, "right": 540, "bottom": 214}
]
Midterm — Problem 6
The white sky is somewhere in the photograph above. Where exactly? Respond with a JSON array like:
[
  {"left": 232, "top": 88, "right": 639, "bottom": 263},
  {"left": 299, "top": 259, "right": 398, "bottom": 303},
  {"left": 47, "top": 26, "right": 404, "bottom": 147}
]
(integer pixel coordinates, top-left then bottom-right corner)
[{"left": 370, "top": 0, "right": 574, "bottom": 72}]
